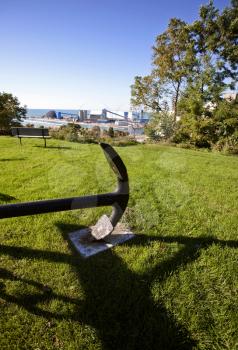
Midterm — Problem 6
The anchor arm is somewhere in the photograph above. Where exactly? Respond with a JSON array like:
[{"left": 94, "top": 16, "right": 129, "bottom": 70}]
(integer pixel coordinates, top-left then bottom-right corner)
[{"left": 100, "top": 143, "right": 129, "bottom": 226}]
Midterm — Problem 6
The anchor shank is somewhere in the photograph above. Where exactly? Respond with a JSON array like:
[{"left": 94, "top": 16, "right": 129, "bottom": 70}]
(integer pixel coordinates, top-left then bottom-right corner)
[{"left": 0, "top": 192, "right": 123, "bottom": 219}]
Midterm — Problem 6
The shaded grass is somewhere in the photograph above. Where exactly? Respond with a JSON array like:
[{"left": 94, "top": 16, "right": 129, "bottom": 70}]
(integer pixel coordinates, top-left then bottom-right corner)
[{"left": 0, "top": 136, "right": 237, "bottom": 349}]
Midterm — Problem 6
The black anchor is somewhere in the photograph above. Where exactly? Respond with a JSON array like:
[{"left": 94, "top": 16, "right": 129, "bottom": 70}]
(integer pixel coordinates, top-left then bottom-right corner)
[{"left": 0, "top": 143, "right": 129, "bottom": 228}]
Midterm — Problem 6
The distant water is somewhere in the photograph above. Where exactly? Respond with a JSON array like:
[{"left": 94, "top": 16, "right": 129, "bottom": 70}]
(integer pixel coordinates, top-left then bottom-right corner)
[
  {"left": 27, "top": 109, "right": 79, "bottom": 118},
  {"left": 22, "top": 118, "right": 68, "bottom": 127}
]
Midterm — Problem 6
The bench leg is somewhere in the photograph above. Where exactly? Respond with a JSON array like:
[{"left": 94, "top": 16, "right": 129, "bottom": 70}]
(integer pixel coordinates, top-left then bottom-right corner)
[
  {"left": 44, "top": 138, "right": 46, "bottom": 148},
  {"left": 19, "top": 137, "right": 22, "bottom": 145}
]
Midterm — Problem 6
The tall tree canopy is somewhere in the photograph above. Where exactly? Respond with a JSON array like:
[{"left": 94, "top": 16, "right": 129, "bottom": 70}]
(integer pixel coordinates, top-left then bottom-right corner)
[
  {"left": 131, "top": 0, "right": 238, "bottom": 152},
  {"left": 130, "top": 75, "right": 163, "bottom": 112},
  {"left": 0, "top": 92, "right": 26, "bottom": 134},
  {"left": 216, "top": 0, "right": 238, "bottom": 72},
  {"left": 186, "top": 1, "right": 237, "bottom": 102},
  {"left": 131, "top": 1, "right": 237, "bottom": 113},
  {"left": 153, "top": 18, "right": 195, "bottom": 119}
]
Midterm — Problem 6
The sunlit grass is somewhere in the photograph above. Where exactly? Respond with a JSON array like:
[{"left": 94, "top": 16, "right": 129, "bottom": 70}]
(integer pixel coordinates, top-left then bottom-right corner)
[{"left": 0, "top": 136, "right": 237, "bottom": 349}]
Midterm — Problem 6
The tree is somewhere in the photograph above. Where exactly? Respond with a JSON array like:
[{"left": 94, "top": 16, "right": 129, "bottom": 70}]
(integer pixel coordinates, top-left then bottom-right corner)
[
  {"left": 130, "top": 75, "right": 163, "bottom": 112},
  {"left": 0, "top": 92, "right": 26, "bottom": 134},
  {"left": 131, "top": 1, "right": 238, "bottom": 151},
  {"left": 153, "top": 18, "right": 195, "bottom": 119},
  {"left": 213, "top": 99, "right": 238, "bottom": 139},
  {"left": 174, "top": 87, "right": 217, "bottom": 147},
  {"left": 183, "top": 0, "right": 238, "bottom": 106},
  {"left": 108, "top": 127, "right": 114, "bottom": 138},
  {"left": 90, "top": 126, "right": 101, "bottom": 139},
  {"left": 145, "top": 103, "right": 175, "bottom": 141},
  {"left": 173, "top": 1, "right": 238, "bottom": 149},
  {"left": 175, "top": 87, "right": 238, "bottom": 149},
  {"left": 215, "top": 0, "right": 238, "bottom": 77},
  {"left": 188, "top": 1, "right": 234, "bottom": 102}
]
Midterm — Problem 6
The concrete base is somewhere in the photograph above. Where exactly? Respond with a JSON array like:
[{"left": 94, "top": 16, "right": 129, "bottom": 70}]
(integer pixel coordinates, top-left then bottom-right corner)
[{"left": 68, "top": 224, "right": 135, "bottom": 258}]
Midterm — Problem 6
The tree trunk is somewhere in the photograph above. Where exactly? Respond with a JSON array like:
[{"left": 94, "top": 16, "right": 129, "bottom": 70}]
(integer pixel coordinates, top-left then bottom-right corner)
[{"left": 173, "top": 80, "right": 181, "bottom": 122}]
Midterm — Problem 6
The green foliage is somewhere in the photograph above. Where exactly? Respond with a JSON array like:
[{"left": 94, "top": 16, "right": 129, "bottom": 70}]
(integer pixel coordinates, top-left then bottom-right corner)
[
  {"left": 90, "top": 125, "right": 101, "bottom": 139},
  {"left": 106, "top": 139, "right": 138, "bottom": 147},
  {"left": 153, "top": 18, "right": 195, "bottom": 117},
  {"left": 103, "top": 128, "right": 128, "bottom": 138},
  {"left": 187, "top": 1, "right": 235, "bottom": 103},
  {"left": 130, "top": 75, "right": 163, "bottom": 112},
  {"left": 174, "top": 93, "right": 238, "bottom": 151},
  {"left": 215, "top": 0, "right": 238, "bottom": 73},
  {"left": 50, "top": 124, "right": 80, "bottom": 142},
  {"left": 108, "top": 126, "right": 114, "bottom": 138},
  {"left": 114, "top": 130, "right": 129, "bottom": 137},
  {"left": 131, "top": 1, "right": 238, "bottom": 151},
  {"left": 145, "top": 108, "right": 175, "bottom": 141},
  {"left": 174, "top": 89, "right": 213, "bottom": 147},
  {"left": 0, "top": 92, "right": 26, "bottom": 134},
  {"left": 212, "top": 101, "right": 238, "bottom": 153},
  {"left": 213, "top": 100, "right": 238, "bottom": 135},
  {"left": 213, "top": 134, "right": 238, "bottom": 154},
  {"left": 50, "top": 124, "right": 136, "bottom": 146}
]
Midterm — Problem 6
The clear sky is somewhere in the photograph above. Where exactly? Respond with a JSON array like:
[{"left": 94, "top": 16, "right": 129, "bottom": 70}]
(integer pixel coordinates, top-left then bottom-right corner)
[{"left": 1, "top": 0, "right": 230, "bottom": 110}]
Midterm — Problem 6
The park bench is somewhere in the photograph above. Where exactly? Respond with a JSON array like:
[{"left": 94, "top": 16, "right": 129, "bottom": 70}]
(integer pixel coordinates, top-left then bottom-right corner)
[{"left": 11, "top": 127, "right": 51, "bottom": 147}]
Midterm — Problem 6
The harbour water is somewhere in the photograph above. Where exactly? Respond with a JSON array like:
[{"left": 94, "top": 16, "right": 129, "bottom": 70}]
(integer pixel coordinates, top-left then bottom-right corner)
[
  {"left": 26, "top": 109, "right": 78, "bottom": 118},
  {"left": 22, "top": 118, "right": 68, "bottom": 127}
]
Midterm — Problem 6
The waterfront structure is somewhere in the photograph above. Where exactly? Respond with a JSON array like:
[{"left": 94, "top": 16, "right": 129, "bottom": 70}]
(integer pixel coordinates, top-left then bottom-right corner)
[
  {"left": 86, "top": 109, "right": 150, "bottom": 122},
  {"left": 79, "top": 110, "right": 89, "bottom": 120},
  {"left": 57, "top": 111, "right": 79, "bottom": 120},
  {"left": 128, "top": 111, "right": 150, "bottom": 122},
  {"left": 115, "top": 120, "right": 129, "bottom": 126},
  {"left": 42, "top": 108, "right": 151, "bottom": 124}
]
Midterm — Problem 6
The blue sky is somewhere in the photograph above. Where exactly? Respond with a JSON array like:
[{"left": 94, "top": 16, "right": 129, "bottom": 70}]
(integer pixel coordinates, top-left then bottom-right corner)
[{"left": 1, "top": 0, "right": 230, "bottom": 110}]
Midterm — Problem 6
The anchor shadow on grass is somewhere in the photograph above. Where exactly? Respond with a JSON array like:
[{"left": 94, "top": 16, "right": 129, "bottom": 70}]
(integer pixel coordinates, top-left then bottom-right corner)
[
  {"left": 0, "top": 193, "right": 17, "bottom": 202},
  {"left": 0, "top": 267, "right": 81, "bottom": 313},
  {"left": 33, "top": 145, "right": 74, "bottom": 150},
  {"left": 0, "top": 223, "right": 237, "bottom": 349},
  {"left": 0, "top": 158, "right": 26, "bottom": 162}
]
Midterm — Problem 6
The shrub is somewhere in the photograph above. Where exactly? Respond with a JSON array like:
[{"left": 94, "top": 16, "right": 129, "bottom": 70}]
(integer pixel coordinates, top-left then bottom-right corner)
[
  {"left": 175, "top": 143, "right": 196, "bottom": 150},
  {"left": 49, "top": 124, "right": 139, "bottom": 146},
  {"left": 88, "top": 126, "right": 100, "bottom": 138},
  {"left": 0, "top": 92, "right": 26, "bottom": 135},
  {"left": 108, "top": 127, "right": 114, "bottom": 138},
  {"left": 102, "top": 137, "right": 138, "bottom": 147},
  {"left": 145, "top": 111, "right": 175, "bottom": 142},
  {"left": 174, "top": 95, "right": 238, "bottom": 152},
  {"left": 50, "top": 124, "right": 99, "bottom": 144},
  {"left": 213, "top": 133, "right": 238, "bottom": 154},
  {"left": 49, "top": 125, "right": 79, "bottom": 142}
]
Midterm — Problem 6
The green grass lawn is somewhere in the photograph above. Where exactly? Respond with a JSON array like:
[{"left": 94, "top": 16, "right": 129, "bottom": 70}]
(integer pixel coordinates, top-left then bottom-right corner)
[{"left": 0, "top": 136, "right": 237, "bottom": 350}]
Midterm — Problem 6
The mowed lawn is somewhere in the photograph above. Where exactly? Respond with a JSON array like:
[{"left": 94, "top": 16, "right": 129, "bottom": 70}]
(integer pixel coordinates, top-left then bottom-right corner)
[{"left": 0, "top": 136, "right": 237, "bottom": 350}]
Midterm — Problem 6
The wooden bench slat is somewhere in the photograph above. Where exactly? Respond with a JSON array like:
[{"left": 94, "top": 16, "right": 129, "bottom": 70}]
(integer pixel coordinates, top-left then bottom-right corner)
[
  {"left": 11, "top": 127, "right": 50, "bottom": 137},
  {"left": 16, "top": 135, "right": 51, "bottom": 138},
  {"left": 11, "top": 127, "right": 51, "bottom": 147}
]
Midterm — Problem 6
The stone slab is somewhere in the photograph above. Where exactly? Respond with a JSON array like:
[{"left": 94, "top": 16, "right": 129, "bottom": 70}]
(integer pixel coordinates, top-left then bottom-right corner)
[{"left": 68, "top": 224, "right": 135, "bottom": 258}]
